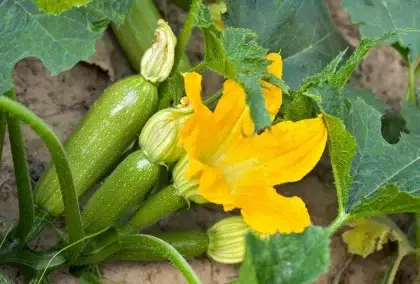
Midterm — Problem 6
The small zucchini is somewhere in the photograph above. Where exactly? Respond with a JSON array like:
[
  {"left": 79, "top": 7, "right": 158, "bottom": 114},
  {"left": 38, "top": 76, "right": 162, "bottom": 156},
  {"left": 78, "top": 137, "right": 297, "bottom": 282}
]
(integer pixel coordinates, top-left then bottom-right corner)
[
  {"left": 35, "top": 76, "right": 158, "bottom": 216},
  {"left": 81, "top": 150, "right": 160, "bottom": 234}
]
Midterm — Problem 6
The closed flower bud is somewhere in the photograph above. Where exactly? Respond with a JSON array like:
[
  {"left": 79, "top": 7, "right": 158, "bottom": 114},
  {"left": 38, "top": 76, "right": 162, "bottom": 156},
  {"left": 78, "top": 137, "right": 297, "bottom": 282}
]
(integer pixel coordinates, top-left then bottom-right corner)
[
  {"left": 207, "top": 216, "right": 249, "bottom": 264},
  {"left": 141, "top": 19, "right": 176, "bottom": 83},
  {"left": 173, "top": 155, "right": 207, "bottom": 204},
  {"left": 139, "top": 101, "right": 192, "bottom": 164}
]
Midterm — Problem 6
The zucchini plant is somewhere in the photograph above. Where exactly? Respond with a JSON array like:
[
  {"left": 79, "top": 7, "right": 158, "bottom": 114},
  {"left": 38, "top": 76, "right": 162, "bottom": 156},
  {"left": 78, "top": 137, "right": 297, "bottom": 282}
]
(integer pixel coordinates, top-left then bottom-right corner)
[{"left": 1, "top": 0, "right": 420, "bottom": 283}]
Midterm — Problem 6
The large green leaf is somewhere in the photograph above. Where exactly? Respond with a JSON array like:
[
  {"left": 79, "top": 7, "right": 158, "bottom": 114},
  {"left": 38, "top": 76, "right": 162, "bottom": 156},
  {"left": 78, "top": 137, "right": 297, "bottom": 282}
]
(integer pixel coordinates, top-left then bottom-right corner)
[
  {"left": 0, "top": 0, "right": 132, "bottom": 95},
  {"left": 323, "top": 115, "right": 356, "bottom": 212},
  {"left": 344, "top": 97, "right": 420, "bottom": 216},
  {"left": 195, "top": 3, "right": 288, "bottom": 131},
  {"left": 224, "top": 0, "right": 349, "bottom": 88},
  {"left": 34, "top": 0, "right": 91, "bottom": 14},
  {"left": 343, "top": 0, "right": 420, "bottom": 60},
  {"left": 239, "top": 226, "right": 330, "bottom": 284}
]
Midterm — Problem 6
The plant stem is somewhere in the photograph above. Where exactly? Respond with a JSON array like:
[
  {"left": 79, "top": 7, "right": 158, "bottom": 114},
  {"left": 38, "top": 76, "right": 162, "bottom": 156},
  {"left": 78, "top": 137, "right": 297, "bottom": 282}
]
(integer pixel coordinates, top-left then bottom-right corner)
[
  {"left": 406, "top": 60, "right": 418, "bottom": 105},
  {"left": 123, "top": 185, "right": 187, "bottom": 233},
  {"left": 189, "top": 61, "right": 207, "bottom": 74},
  {"left": 172, "top": 0, "right": 201, "bottom": 73},
  {"left": 386, "top": 250, "right": 404, "bottom": 284},
  {"left": 0, "top": 96, "right": 84, "bottom": 260},
  {"left": 0, "top": 111, "right": 6, "bottom": 163},
  {"left": 4, "top": 90, "right": 34, "bottom": 245},
  {"left": 131, "top": 234, "right": 201, "bottom": 284},
  {"left": 328, "top": 212, "right": 349, "bottom": 236}
]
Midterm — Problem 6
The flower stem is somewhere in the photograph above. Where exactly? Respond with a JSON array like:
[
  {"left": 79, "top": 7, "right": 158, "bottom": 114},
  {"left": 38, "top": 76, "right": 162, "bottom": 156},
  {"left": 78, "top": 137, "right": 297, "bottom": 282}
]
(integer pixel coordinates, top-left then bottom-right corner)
[
  {"left": 123, "top": 185, "right": 187, "bottom": 233},
  {"left": 0, "top": 96, "right": 84, "bottom": 260},
  {"left": 5, "top": 89, "right": 34, "bottom": 245},
  {"left": 172, "top": 0, "right": 201, "bottom": 73}
]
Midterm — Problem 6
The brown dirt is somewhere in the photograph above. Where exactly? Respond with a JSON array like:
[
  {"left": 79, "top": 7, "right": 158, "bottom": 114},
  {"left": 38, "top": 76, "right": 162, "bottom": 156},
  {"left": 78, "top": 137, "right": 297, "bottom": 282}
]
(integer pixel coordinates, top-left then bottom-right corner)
[{"left": 0, "top": 0, "right": 416, "bottom": 283}]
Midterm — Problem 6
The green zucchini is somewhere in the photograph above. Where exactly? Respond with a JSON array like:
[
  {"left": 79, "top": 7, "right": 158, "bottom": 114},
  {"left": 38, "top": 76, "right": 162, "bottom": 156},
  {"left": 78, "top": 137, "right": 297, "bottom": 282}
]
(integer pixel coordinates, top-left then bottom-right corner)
[
  {"left": 122, "top": 185, "right": 187, "bottom": 233},
  {"left": 81, "top": 150, "right": 160, "bottom": 234},
  {"left": 112, "top": 231, "right": 209, "bottom": 261},
  {"left": 35, "top": 76, "right": 158, "bottom": 216},
  {"left": 112, "top": 0, "right": 190, "bottom": 73},
  {"left": 75, "top": 230, "right": 209, "bottom": 265}
]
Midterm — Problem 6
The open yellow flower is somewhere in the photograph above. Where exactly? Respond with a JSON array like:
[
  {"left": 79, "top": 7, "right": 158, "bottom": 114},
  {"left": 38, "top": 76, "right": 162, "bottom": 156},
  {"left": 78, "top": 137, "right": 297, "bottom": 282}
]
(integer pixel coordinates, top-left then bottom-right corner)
[{"left": 181, "top": 53, "right": 327, "bottom": 234}]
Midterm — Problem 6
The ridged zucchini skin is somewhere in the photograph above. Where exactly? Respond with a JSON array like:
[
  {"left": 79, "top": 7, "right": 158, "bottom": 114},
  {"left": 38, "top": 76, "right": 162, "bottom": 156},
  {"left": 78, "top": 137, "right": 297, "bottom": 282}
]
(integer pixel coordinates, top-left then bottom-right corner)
[
  {"left": 81, "top": 151, "right": 160, "bottom": 234},
  {"left": 113, "top": 231, "right": 209, "bottom": 260},
  {"left": 35, "top": 75, "right": 158, "bottom": 216}
]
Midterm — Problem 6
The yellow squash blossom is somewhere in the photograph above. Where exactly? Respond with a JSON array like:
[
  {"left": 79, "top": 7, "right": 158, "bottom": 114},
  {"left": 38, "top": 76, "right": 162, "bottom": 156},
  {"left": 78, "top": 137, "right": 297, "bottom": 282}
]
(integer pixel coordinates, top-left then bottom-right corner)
[{"left": 181, "top": 53, "right": 327, "bottom": 234}]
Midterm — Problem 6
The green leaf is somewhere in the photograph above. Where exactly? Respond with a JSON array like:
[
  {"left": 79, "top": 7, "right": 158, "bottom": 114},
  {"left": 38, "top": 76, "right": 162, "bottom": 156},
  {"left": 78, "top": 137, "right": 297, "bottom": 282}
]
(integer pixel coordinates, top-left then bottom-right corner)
[
  {"left": 80, "top": 271, "right": 101, "bottom": 284},
  {"left": 350, "top": 185, "right": 420, "bottom": 217},
  {"left": 323, "top": 115, "right": 356, "bottom": 213},
  {"left": 195, "top": 3, "right": 280, "bottom": 131},
  {"left": 34, "top": 0, "right": 91, "bottom": 14},
  {"left": 344, "top": 97, "right": 420, "bottom": 216},
  {"left": 0, "top": 0, "right": 132, "bottom": 95},
  {"left": 402, "top": 101, "right": 420, "bottom": 135},
  {"left": 381, "top": 109, "right": 407, "bottom": 145},
  {"left": 224, "top": 0, "right": 350, "bottom": 88},
  {"left": 343, "top": 85, "right": 388, "bottom": 114},
  {"left": 283, "top": 95, "right": 314, "bottom": 122},
  {"left": 343, "top": 0, "right": 420, "bottom": 60},
  {"left": 239, "top": 226, "right": 330, "bottom": 284}
]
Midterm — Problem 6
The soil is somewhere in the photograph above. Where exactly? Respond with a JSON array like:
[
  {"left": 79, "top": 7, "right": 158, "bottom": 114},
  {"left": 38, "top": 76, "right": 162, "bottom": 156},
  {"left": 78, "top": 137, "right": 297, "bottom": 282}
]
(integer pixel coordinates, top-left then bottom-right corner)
[{"left": 0, "top": 0, "right": 417, "bottom": 283}]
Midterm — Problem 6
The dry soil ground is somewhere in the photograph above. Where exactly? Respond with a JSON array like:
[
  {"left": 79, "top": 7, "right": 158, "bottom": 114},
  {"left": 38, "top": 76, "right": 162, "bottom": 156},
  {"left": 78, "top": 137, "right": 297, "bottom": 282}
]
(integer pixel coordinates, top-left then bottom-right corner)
[{"left": 0, "top": 0, "right": 417, "bottom": 283}]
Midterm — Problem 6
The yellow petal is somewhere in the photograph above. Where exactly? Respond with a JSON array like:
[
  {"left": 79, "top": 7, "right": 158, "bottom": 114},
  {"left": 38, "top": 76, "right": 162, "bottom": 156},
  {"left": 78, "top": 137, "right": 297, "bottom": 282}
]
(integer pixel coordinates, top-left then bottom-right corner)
[
  {"left": 198, "top": 166, "right": 235, "bottom": 206},
  {"left": 266, "top": 53, "right": 282, "bottom": 78},
  {"left": 237, "top": 186, "right": 310, "bottom": 234},
  {"left": 221, "top": 115, "right": 327, "bottom": 187},
  {"left": 184, "top": 157, "right": 205, "bottom": 180},
  {"left": 182, "top": 78, "right": 248, "bottom": 165}
]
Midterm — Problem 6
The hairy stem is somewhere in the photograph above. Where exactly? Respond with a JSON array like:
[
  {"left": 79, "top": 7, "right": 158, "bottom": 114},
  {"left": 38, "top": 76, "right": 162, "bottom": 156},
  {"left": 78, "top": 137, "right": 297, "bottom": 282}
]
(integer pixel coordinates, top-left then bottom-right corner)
[
  {"left": 0, "top": 96, "right": 84, "bottom": 260},
  {"left": 172, "top": 0, "right": 201, "bottom": 72},
  {"left": 5, "top": 90, "right": 34, "bottom": 245}
]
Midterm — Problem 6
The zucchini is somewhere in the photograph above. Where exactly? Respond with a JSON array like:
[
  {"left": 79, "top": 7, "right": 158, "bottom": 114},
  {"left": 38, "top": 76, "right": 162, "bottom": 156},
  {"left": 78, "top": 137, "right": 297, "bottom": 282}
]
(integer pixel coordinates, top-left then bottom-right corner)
[
  {"left": 35, "top": 76, "right": 158, "bottom": 216},
  {"left": 81, "top": 150, "right": 160, "bottom": 234}
]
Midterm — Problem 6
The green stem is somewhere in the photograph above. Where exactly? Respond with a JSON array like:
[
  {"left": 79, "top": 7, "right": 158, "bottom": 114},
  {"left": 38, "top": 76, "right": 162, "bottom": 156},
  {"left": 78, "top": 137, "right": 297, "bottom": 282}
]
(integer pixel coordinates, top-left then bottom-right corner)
[
  {"left": 5, "top": 90, "right": 34, "bottom": 245},
  {"left": 406, "top": 60, "right": 418, "bottom": 105},
  {"left": 189, "top": 61, "right": 208, "bottom": 74},
  {"left": 0, "top": 96, "right": 84, "bottom": 260},
  {"left": 327, "top": 212, "right": 349, "bottom": 236},
  {"left": 172, "top": 0, "right": 201, "bottom": 73},
  {"left": 123, "top": 185, "right": 187, "bottom": 233},
  {"left": 386, "top": 252, "right": 404, "bottom": 284},
  {"left": 0, "top": 111, "right": 6, "bottom": 163},
  {"left": 128, "top": 234, "right": 201, "bottom": 284},
  {"left": 111, "top": 0, "right": 190, "bottom": 73}
]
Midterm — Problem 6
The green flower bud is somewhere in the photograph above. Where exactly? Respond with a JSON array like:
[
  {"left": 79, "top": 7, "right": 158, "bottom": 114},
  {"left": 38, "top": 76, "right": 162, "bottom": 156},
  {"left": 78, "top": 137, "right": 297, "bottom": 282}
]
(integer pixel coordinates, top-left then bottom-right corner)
[
  {"left": 139, "top": 100, "right": 192, "bottom": 164},
  {"left": 207, "top": 216, "right": 249, "bottom": 264},
  {"left": 141, "top": 19, "right": 176, "bottom": 83},
  {"left": 173, "top": 155, "right": 207, "bottom": 204}
]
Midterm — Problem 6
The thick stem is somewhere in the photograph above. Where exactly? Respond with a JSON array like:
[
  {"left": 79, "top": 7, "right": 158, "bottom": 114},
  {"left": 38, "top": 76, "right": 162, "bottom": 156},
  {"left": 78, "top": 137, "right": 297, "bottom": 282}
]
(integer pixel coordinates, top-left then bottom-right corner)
[
  {"left": 0, "top": 96, "right": 84, "bottom": 260},
  {"left": 172, "top": 0, "right": 201, "bottom": 73},
  {"left": 123, "top": 185, "right": 187, "bottom": 233},
  {"left": 0, "top": 111, "right": 6, "bottom": 163},
  {"left": 406, "top": 61, "right": 418, "bottom": 105},
  {"left": 386, "top": 247, "right": 408, "bottom": 284},
  {"left": 5, "top": 90, "right": 34, "bottom": 245}
]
